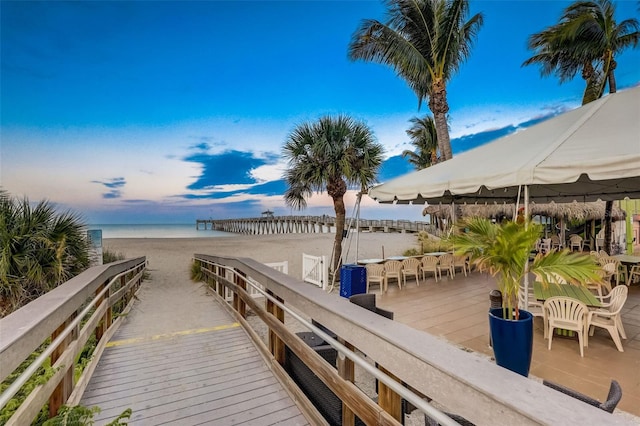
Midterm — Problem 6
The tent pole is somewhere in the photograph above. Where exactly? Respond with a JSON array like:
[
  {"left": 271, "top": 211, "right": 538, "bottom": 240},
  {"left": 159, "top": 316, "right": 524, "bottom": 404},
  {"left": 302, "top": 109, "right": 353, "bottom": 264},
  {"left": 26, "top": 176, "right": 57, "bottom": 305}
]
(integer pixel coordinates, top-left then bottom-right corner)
[
  {"left": 524, "top": 185, "right": 530, "bottom": 310},
  {"left": 356, "top": 191, "right": 362, "bottom": 261}
]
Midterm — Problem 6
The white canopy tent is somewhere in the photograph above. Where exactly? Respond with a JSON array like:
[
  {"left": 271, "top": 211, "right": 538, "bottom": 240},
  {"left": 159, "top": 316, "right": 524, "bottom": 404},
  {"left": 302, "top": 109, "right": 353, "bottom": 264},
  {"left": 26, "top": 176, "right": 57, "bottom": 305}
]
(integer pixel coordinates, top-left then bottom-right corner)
[
  {"left": 368, "top": 86, "right": 640, "bottom": 306},
  {"left": 369, "top": 86, "right": 640, "bottom": 205}
]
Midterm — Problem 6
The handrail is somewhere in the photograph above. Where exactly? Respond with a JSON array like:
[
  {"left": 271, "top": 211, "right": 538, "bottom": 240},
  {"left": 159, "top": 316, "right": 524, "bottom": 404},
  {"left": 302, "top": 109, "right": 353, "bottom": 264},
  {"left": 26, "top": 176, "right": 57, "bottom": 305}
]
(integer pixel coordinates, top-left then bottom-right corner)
[
  {"left": 0, "top": 267, "right": 136, "bottom": 409},
  {"left": 0, "top": 257, "right": 146, "bottom": 423},
  {"left": 193, "top": 253, "right": 635, "bottom": 425},
  {"left": 208, "top": 262, "right": 459, "bottom": 426}
]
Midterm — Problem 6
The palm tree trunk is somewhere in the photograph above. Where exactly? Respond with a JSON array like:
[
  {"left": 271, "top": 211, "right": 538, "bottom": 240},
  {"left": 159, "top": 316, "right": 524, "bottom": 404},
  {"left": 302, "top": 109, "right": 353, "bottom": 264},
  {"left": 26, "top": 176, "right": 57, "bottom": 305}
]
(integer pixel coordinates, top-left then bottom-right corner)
[
  {"left": 604, "top": 200, "right": 613, "bottom": 254},
  {"left": 433, "top": 111, "right": 452, "bottom": 161},
  {"left": 429, "top": 79, "right": 452, "bottom": 161},
  {"left": 332, "top": 195, "right": 346, "bottom": 274},
  {"left": 607, "top": 69, "right": 617, "bottom": 93}
]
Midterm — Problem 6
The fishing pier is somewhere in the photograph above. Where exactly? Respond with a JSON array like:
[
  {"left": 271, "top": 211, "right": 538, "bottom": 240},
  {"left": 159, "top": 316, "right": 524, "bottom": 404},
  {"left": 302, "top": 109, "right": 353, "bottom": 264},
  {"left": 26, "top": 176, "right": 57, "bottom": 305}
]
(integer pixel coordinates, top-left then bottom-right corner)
[{"left": 196, "top": 215, "right": 434, "bottom": 235}]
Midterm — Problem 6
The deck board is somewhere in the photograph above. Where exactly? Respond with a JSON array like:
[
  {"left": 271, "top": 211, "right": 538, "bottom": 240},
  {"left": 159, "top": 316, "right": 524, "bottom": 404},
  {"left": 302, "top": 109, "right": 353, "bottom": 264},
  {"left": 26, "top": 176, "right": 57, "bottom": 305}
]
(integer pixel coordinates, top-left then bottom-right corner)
[
  {"left": 378, "top": 272, "right": 640, "bottom": 418},
  {"left": 80, "top": 278, "right": 309, "bottom": 425}
]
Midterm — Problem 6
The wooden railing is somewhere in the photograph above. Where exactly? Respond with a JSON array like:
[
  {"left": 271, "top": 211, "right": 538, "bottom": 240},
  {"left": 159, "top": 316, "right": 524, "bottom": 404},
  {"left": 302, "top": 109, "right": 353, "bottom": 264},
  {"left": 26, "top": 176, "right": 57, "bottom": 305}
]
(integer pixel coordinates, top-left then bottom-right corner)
[
  {"left": 0, "top": 257, "right": 147, "bottom": 425},
  {"left": 192, "top": 254, "right": 634, "bottom": 426}
]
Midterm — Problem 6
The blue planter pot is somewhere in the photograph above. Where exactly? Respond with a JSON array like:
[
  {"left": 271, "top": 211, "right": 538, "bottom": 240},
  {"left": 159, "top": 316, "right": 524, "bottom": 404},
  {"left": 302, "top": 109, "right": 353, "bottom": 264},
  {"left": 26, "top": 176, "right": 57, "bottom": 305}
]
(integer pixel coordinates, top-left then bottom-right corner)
[{"left": 489, "top": 308, "right": 533, "bottom": 377}]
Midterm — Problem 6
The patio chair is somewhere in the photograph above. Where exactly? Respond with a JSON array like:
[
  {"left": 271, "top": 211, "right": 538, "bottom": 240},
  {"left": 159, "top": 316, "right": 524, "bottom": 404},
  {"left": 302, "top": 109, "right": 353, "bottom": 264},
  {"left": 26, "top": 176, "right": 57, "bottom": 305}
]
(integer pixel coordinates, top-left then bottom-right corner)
[
  {"left": 543, "top": 296, "right": 589, "bottom": 357},
  {"left": 420, "top": 255, "right": 440, "bottom": 282},
  {"left": 569, "top": 234, "right": 583, "bottom": 251},
  {"left": 452, "top": 254, "right": 470, "bottom": 277},
  {"left": 538, "top": 238, "right": 552, "bottom": 254},
  {"left": 437, "top": 254, "right": 455, "bottom": 280},
  {"left": 598, "top": 257, "right": 623, "bottom": 286},
  {"left": 586, "top": 285, "right": 627, "bottom": 352},
  {"left": 384, "top": 260, "right": 403, "bottom": 291},
  {"left": 542, "top": 379, "right": 622, "bottom": 413},
  {"left": 629, "top": 264, "right": 640, "bottom": 285},
  {"left": 349, "top": 293, "right": 394, "bottom": 319},
  {"left": 550, "top": 235, "right": 562, "bottom": 250},
  {"left": 401, "top": 257, "right": 421, "bottom": 287},
  {"left": 365, "top": 263, "right": 385, "bottom": 294},
  {"left": 518, "top": 283, "right": 543, "bottom": 319}
]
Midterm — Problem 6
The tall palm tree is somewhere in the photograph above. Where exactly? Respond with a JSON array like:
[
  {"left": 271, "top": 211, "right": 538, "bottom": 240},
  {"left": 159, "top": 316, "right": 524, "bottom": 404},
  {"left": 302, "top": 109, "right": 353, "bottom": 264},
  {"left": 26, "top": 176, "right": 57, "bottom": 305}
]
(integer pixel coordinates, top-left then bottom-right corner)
[
  {"left": 524, "top": 0, "right": 639, "bottom": 103},
  {"left": 0, "top": 190, "right": 90, "bottom": 315},
  {"left": 282, "top": 116, "right": 384, "bottom": 273},
  {"left": 524, "top": 0, "right": 639, "bottom": 254},
  {"left": 349, "top": 0, "right": 483, "bottom": 161},
  {"left": 402, "top": 115, "right": 439, "bottom": 169}
]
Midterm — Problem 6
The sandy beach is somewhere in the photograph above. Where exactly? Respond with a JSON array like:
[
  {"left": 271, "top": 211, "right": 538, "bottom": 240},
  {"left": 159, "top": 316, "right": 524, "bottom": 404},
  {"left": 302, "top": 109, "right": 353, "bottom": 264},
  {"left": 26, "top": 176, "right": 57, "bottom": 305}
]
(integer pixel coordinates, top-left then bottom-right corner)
[{"left": 103, "top": 232, "right": 419, "bottom": 286}]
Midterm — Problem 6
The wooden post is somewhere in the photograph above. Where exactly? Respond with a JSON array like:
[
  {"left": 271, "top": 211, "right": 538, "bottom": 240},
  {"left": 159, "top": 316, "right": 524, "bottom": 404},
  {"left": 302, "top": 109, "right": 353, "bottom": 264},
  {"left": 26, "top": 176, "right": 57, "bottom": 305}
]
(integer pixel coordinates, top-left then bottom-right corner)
[
  {"left": 95, "top": 281, "right": 111, "bottom": 342},
  {"left": 338, "top": 339, "right": 356, "bottom": 426},
  {"left": 234, "top": 269, "right": 247, "bottom": 318},
  {"left": 119, "top": 274, "right": 127, "bottom": 312},
  {"left": 266, "top": 290, "right": 285, "bottom": 365},
  {"left": 49, "top": 314, "right": 76, "bottom": 418},
  {"left": 377, "top": 364, "right": 403, "bottom": 423}
]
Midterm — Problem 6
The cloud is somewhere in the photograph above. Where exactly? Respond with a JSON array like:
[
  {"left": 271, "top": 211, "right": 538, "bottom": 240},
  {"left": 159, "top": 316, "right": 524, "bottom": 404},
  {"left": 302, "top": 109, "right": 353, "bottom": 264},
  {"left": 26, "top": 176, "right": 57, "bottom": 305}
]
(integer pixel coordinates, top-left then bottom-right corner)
[
  {"left": 91, "top": 177, "right": 126, "bottom": 199},
  {"left": 378, "top": 155, "right": 414, "bottom": 182},
  {"left": 183, "top": 149, "right": 280, "bottom": 190}
]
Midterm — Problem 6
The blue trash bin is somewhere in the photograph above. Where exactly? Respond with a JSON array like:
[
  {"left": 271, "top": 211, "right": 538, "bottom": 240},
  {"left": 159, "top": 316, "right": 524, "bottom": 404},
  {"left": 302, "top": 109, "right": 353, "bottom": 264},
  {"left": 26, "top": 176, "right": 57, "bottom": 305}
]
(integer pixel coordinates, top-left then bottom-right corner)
[{"left": 339, "top": 264, "right": 366, "bottom": 298}]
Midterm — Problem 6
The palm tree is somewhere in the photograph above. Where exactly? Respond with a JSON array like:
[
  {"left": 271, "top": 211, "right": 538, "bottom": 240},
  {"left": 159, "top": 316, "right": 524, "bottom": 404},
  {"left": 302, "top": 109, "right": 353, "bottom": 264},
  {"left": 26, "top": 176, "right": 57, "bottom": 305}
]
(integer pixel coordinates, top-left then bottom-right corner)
[
  {"left": 349, "top": 0, "right": 483, "bottom": 161},
  {"left": 524, "top": 0, "right": 639, "bottom": 103},
  {"left": 282, "top": 116, "right": 384, "bottom": 274},
  {"left": 0, "top": 190, "right": 90, "bottom": 315},
  {"left": 524, "top": 0, "right": 640, "bottom": 254},
  {"left": 452, "top": 218, "right": 601, "bottom": 320},
  {"left": 402, "top": 115, "right": 439, "bottom": 169}
]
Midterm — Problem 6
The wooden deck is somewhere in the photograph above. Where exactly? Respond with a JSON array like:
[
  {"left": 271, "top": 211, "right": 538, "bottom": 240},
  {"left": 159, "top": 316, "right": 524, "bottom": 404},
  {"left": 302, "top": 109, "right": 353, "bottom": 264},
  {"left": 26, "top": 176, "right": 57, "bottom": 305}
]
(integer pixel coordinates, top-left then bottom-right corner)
[
  {"left": 375, "top": 271, "right": 640, "bottom": 418},
  {"left": 79, "top": 277, "right": 309, "bottom": 425}
]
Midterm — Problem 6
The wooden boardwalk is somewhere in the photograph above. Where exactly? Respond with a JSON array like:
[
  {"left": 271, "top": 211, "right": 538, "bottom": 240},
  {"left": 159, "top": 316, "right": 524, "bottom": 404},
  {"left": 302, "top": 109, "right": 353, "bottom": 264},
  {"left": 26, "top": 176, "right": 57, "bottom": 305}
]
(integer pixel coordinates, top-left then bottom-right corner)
[{"left": 79, "top": 272, "right": 309, "bottom": 425}]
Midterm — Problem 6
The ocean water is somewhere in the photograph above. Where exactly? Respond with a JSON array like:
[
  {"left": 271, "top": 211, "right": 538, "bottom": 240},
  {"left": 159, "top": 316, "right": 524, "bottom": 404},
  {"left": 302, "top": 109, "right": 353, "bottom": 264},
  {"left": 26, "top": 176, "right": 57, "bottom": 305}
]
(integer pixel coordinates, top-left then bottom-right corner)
[{"left": 89, "top": 223, "right": 233, "bottom": 239}]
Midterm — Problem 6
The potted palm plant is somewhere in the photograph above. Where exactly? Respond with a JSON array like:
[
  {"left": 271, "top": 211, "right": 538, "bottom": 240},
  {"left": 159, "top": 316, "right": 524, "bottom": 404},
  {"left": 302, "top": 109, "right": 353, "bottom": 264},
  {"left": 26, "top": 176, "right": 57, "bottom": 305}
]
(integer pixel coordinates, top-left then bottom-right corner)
[{"left": 451, "top": 217, "right": 601, "bottom": 376}]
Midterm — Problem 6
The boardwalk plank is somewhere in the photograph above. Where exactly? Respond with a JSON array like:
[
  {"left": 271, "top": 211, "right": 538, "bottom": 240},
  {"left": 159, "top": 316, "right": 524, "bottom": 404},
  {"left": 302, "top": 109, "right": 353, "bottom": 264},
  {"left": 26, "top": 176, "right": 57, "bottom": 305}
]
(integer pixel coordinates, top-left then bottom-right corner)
[
  {"left": 147, "top": 389, "right": 292, "bottom": 425},
  {"left": 81, "top": 276, "right": 309, "bottom": 425}
]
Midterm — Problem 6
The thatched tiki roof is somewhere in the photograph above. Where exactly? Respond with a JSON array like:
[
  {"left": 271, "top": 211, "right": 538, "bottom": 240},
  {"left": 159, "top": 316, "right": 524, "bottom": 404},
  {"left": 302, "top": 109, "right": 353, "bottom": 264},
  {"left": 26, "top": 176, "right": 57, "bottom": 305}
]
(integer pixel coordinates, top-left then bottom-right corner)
[{"left": 422, "top": 201, "right": 625, "bottom": 221}]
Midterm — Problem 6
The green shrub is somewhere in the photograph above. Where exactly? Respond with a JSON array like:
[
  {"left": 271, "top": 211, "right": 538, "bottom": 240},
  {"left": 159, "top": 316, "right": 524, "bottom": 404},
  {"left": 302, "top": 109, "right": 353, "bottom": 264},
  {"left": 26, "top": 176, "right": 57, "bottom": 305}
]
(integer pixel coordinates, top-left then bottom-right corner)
[
  {"left": 190, "top": 261, "right": 204, "bottom": 282},
  {"left": 43, "top": 405, "right": 131, "bottom": 425},
  {"left": 102, "top": 248, "right": 125, "bottom": 264},
  {"left": 0, "top": 190, "right": 90, "bottom": 315}
]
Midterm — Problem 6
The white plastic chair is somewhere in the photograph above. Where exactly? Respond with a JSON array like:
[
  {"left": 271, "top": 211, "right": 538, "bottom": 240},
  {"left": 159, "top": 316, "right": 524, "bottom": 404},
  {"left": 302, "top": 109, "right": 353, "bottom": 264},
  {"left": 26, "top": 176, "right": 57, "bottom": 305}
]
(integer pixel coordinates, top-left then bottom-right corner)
[
  {"left": 437, "top": 254, "right": 455, "bottom": 280},
  {"left": 629, "top": 265, "right": 640, "bottom": 285},
  {"left": 365, "top": 263, "right": 385, "bottom": 294},
  {"left": 544, "top": 296, "right": 589, "bottom": 357},
  {"left": 569, "top": 234, "right": 583, "bottom": 252},
  {"left": 539, "top": 238, "right": 552, "bottom": 254},
  {"left": 518, "top": 283, "right": 543, "bottom": 319},
  {"left": 401, "top": 257, "right": 421, "bottom": 287},
  {"left": 383, "top": 260, "right": 403, "bottom": 291},
  {"left": 586, "top": 285, "right": 628, "bottom": 352},
  {"left": 452, "top": 255, "right": 470, "bottom": 277},
  {"left": 420, "top": 255, "right": 440, "bottom": 282}
]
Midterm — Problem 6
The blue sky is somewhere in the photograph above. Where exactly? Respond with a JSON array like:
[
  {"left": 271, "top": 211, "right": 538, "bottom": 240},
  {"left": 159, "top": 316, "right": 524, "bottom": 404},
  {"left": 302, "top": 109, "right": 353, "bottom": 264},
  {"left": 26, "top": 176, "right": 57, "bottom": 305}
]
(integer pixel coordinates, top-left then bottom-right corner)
[{"left": 2, "top": 1, "right": 639, "bottom": 224}]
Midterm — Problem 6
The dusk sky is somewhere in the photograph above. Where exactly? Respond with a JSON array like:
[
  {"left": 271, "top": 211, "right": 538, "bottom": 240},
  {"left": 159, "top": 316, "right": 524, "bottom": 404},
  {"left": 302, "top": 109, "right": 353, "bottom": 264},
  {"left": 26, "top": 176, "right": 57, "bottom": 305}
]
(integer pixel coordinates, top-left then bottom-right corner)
[{"left": 2, "top": 1, "right": 639, "bottom": 224}]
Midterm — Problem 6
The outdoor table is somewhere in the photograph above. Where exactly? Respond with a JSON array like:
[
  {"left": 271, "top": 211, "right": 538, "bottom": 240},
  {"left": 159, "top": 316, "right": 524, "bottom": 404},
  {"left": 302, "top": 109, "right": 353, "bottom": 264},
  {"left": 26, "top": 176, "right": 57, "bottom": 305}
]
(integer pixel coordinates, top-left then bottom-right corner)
[
  {"left": 424, "top": 251, "right": 449, "bottom": 256},
  {"left": 385, "top": 255, "right": 407, "bottom": 261},
  {"left": 611, "top": 254, "right": 640, "bottom": 285},
  {"left": 533, "top": 282, "right": 602, "bottom": 308},
  {"left": 356, "top": 258, "right": 384, "bottom": 265},
  {"left": 534, "top": 282, "right": 601, "bottom": 338}
]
